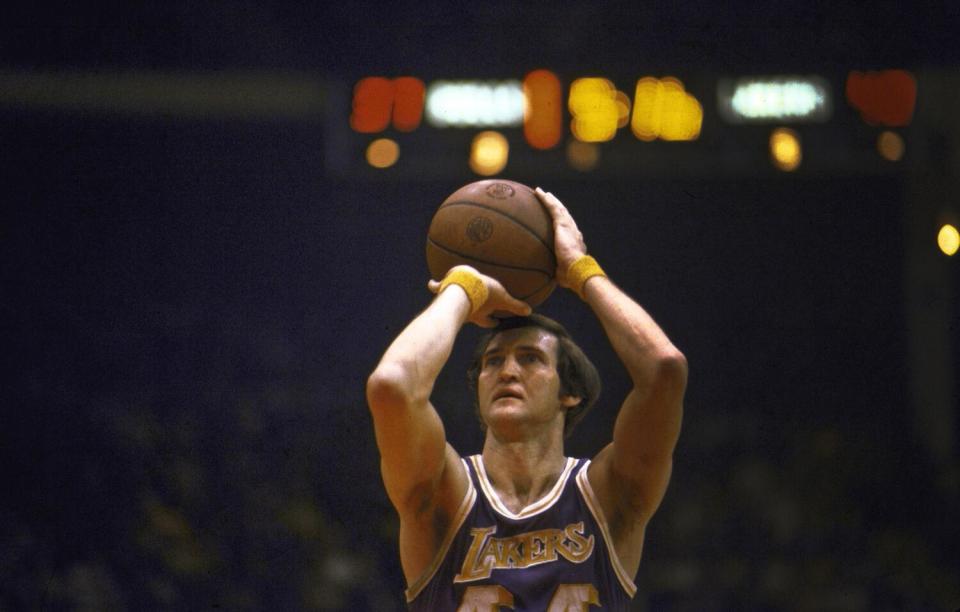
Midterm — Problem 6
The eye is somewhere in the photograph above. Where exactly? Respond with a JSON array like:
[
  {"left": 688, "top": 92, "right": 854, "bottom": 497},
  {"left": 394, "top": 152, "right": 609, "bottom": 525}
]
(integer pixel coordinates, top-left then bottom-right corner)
[
  {"left": 483, "top": 355, "right": 503, "bottom": 368},
  {"left": 519, "top": 353, "right": 542, "bottom": 364}
]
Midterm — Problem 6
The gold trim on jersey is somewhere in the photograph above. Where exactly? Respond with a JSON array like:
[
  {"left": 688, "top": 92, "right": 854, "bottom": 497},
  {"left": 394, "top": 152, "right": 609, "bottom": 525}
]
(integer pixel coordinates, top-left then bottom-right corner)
[
  {"left": 470, "top": 455, "right": 577, "bottom": 520},
  {"left": 575, "top": 461, "right": 638, "bottom": 598},
  {"left": 405, "top": 459, "right": 478, "bottom": 603}
]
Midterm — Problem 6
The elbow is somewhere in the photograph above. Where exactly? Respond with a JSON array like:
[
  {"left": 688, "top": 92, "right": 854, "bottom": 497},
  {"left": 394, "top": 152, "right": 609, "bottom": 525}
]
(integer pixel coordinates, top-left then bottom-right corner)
[
  {"left": 653, "top": 348, "right": 688, "bottom": 394},
  {"left": 366, "top": 364, "right": 411, "bottom": 415}
]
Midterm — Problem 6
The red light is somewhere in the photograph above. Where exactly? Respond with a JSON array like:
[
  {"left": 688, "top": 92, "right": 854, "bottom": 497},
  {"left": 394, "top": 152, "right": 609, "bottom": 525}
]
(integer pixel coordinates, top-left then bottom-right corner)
[
  {"left": 846, "top": 70, "right": 916, "bottom": 127},
  {"left": 350, "top": 76, "right": 425, "bottom": 133},
  {"left": 350, "top": 77, "right": 393, "bottom": 133},
  {"left": 391, "top": 77, "right": 425, "bottom": 132}
]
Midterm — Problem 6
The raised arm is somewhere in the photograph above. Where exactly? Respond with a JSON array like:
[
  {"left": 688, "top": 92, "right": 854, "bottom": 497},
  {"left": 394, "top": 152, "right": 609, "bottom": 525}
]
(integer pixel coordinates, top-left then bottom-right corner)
[
  {"left": 366, "top": 266, "right": 530, "bottom": 582},
  {"left": 536, "top": 188, "right": 687, "bottom": 571}
]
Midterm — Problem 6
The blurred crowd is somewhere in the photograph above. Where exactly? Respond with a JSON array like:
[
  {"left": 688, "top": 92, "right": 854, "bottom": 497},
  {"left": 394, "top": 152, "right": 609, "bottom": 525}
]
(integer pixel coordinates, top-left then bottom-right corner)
[{"left": 2, "top": 314, "right": 957, "bottom": 611}]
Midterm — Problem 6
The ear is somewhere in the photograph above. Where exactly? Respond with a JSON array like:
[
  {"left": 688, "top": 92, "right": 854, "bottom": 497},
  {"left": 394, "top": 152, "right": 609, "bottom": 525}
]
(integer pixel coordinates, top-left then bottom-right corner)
[{"left": 560, "top": 395, "right": 582, "bottom": 409}]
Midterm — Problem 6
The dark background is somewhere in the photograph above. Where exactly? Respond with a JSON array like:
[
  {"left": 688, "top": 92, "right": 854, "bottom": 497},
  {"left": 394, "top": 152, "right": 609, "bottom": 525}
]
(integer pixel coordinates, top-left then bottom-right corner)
[{"left": 2, "top": 2, "right": 959, "bottom": 610}]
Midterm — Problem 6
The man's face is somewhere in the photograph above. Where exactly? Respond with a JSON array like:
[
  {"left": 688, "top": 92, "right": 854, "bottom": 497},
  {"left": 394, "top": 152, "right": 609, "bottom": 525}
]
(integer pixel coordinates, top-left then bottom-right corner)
[{"left": 477, "top": 326, "right": 574, "bottom": 436}]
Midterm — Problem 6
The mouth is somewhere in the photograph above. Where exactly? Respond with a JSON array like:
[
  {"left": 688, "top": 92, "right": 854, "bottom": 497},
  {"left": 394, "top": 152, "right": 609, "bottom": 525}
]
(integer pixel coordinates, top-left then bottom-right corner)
[{"left": 492, "top": 387, "right": 525, "bottom": 402}]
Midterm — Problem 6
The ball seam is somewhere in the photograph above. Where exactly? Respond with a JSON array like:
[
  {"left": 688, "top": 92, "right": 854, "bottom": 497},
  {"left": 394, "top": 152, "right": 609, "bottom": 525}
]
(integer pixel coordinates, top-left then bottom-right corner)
[{"left": 434, "top": 200, "right": 556, "bottom": 260}]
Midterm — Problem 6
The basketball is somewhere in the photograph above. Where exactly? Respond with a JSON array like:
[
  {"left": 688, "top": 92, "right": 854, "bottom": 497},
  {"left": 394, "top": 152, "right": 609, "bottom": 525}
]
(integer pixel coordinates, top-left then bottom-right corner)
[{"left": 426, "top": 179, "right": 556, "bottom": 307}]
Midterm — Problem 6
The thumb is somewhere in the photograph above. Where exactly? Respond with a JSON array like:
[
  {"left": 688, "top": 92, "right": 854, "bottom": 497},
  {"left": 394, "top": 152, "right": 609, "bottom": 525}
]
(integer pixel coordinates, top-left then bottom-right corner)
[{"left": 427, "top": 279, "right": 441, "bottom": 294}]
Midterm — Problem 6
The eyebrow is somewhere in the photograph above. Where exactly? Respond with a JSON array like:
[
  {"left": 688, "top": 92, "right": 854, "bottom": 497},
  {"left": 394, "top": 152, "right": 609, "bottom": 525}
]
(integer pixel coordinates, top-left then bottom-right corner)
[{"left": 482, "top": 344, "right": 548, "bottom": 358}]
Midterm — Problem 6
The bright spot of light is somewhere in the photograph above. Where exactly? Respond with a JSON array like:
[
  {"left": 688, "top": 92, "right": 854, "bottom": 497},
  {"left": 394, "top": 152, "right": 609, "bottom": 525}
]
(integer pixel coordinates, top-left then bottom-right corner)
[
  {"left": 569, "top": 78, "right": 622, "bottom": 142},
  {"left": 523, "top": 69, "right": 562, "bottom": 150},
  {"left": 425, "top": 80, "right": 524, "bottom": 127},
  {"left": 470, "top": 130, "right": 509, "bottom": 176},
  {"left": 770, "top": 127, "right": 801, "bottom": 171},
  {"left": 720, "top": 77, "right": 831, "bottom": 122},
  {"left": 631, "top": 77, "right": 702, "bottom": 142},
  {"left": 938, "top": 224, "right": 959, "bottom": 256},
  {"left": 877, "top": 131, "right": 905, "bottom": 161},
  {"left": 566, "top": 140, "right": 599, "bottom": 172},
  {"left": 366, "top": 138, "right": 399, "bottom": 168}
]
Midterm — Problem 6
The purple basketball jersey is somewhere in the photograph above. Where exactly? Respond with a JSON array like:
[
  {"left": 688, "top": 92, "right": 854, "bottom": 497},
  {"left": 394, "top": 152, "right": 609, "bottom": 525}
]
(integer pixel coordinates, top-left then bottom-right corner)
[{"left": 406, "top": 455, "right": 637, "bottom": 611}]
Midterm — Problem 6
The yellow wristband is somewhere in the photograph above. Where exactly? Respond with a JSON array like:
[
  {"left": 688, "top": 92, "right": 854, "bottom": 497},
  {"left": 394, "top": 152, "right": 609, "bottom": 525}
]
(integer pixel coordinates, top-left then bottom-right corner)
[
  {"left": 566, "top": 255, "right": 606, "bottom": 300},
  {"left": 438, "top": 269, "right": 489, "bottom": 315}
]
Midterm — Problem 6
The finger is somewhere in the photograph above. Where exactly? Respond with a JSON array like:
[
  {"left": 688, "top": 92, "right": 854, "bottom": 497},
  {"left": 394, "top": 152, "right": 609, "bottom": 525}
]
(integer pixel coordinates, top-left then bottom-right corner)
[
  {"left": 509, "top": 299, "right": 533, "bottom": 316},
  {"left": 476, "top": 316, "right": 498, "bottom": 328},
  {"left": 534, "top": 187, "right": 555, "bottom": 207},
  {"left": 427, "top": 280, "right": 440, "bottom": 294},
  {"left": 491, "top": 297, "right": 532, "bottom": 317},
  {"left": 535, "top": 187, "right": 563, "bottom": 207}
]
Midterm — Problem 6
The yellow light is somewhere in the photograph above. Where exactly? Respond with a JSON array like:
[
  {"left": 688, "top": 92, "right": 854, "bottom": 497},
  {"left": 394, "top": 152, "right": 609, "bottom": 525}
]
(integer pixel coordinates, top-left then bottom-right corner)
[
  {"left": 877, "top": 130, "right": 904, "bottom": 161},
  {"left": 938, "top": 223, "right": 959, "bottom": 256},
  {"left": 366, "top": 138, "right": 400, "bottom": 168},
  {"left": 569, "top": 78, "right": 619, "bottom": 142},
  {"left": 770, "top": 127, "right": 801, "bottom": 171},
  {"left": 631, "top": 77, "right": 660, "bottom": 141},
  {"left": 566, "top": 140, "right": 599, "bottom": 172},
  {"left": 470, "top": 130, "right": 509, "bottom": 176},
  {"left": 631, "top": 77, "right": 702, "bottom": 142},
  {"left": 659, "top": 78, "right": 703, "bottom": 141},
  {"left": 615, "top": 90, "right": 631, "bottom": 128}
]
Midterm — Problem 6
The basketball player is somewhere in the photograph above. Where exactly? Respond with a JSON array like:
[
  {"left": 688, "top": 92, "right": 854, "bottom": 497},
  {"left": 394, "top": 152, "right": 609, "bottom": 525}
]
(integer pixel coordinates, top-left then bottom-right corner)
[{"left": 367, "top": 188, "right": 687, "bottom": 610}]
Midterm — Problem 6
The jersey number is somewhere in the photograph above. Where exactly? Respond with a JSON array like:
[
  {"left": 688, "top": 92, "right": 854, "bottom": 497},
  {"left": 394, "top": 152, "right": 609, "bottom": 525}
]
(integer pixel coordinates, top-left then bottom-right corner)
[{"left": 458, "top": 583, "right": 600, "bottom": 611}]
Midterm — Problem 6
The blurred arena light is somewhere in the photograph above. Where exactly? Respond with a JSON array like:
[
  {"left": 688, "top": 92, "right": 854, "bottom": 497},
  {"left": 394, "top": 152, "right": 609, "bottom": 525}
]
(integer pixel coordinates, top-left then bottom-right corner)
[
  {"left": 566, "top": 141, "right": 600, "bottom": 172},
  {"left": 350, "top": 76, "right": 425, "bottom": 133},
  {"left": 569, "top": 78, "right": 624, "bottom": 142},
  {"left": 877, "top": 131, "right": 905, "bottom": 161},
  {"left": 351, "top": 77, "right": 392, "bottom": 132},
  {"left": 391, "top": 77, "right": 426, "bottom": 131},
  {"left": 470, "top": 130, "right": 509, "bottom": 175},
  {"left": 845, "top": 70, "right": 916, "bottom": 126},
  {"left": 0, "top": 69, "right": 325, "bottom": 119},
  {"left": 523, "top": 70, "right": 562, "bottom": 150},
  {"left": 426, "top": 80, "right": 523, "bottom": 127},
  {"left": 718, "top": 76, "right": 831, "bottom": 123},
  {"left": 938, "top": 224, "right": 959, "bottom": 256},
  {"left": 631, "top": 77, "right": 702, "bottom": 141},
  {"left": 770, "top": 127, "right": 802, "bottom": 171},
  {"left": 615, "top": 90, "right": 631, "bottom": 128},
  {"left": 365, "top": 138, "right": 400, "bottom": 168}
]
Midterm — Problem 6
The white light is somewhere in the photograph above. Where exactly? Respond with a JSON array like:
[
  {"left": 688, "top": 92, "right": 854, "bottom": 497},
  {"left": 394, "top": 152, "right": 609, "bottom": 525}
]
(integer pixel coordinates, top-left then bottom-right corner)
[
  {"left": 425, "top": 80, "right": 524, "bottom": 127},
  {"left": 719, "top": 76, "right": 831, "bottom": 123}
]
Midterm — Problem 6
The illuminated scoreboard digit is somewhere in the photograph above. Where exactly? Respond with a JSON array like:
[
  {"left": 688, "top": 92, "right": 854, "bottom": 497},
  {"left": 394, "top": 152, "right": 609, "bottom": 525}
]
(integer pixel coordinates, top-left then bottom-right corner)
[
  {"left": 350, "top": 76, "right": 425, "bottom": 133},
  {"left": 523, "top": 69, "right": 562, "bottom": 150}
]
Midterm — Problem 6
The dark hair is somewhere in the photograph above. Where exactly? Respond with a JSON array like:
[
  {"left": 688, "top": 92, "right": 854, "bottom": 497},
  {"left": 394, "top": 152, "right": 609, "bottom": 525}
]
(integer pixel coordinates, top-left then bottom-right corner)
[{"left": 466, "top": 314, "right": 601, "bottom": 439}]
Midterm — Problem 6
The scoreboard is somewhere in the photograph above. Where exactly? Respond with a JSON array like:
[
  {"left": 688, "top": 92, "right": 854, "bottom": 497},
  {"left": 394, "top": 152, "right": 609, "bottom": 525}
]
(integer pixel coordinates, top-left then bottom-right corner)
[{"left": 327, "top": 69, "right": 916, "bottom": 180}]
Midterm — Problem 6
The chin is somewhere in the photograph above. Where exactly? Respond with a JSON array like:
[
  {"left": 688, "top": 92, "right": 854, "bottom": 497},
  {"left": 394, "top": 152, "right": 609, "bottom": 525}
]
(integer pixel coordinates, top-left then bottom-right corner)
[
  {"left": 484, "top": 402, "right": 548, "bottom": 433},
  {"left": 482, "top": 403, "right": 521, "bottom": 425}
]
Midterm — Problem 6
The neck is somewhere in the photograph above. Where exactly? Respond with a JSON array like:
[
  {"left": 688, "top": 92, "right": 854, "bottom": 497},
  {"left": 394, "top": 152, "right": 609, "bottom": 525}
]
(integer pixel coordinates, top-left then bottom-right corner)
[{"left": 480, "top": 431, "right": 567, "bottom": 513}]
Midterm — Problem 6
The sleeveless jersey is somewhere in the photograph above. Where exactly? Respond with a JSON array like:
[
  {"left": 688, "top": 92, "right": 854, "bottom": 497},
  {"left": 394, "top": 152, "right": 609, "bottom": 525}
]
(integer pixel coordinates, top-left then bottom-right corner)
[{"left": 406, "top": 455, "right": 637, "bottom": 611}]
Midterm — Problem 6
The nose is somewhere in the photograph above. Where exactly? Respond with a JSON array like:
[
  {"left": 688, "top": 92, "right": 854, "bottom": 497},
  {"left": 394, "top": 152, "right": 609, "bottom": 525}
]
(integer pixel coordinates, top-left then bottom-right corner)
[{"left": 497, "top": 355, "right": 521, "bottom": 381}]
